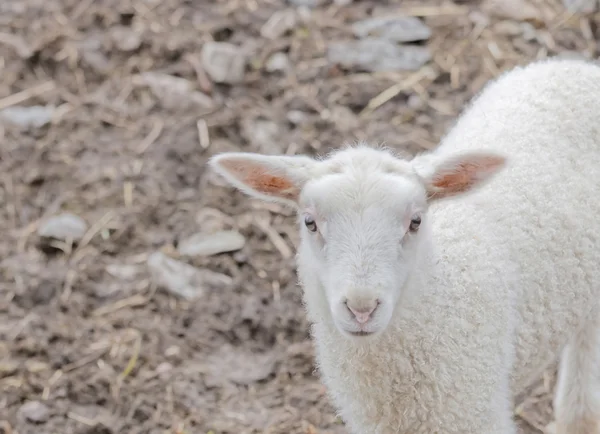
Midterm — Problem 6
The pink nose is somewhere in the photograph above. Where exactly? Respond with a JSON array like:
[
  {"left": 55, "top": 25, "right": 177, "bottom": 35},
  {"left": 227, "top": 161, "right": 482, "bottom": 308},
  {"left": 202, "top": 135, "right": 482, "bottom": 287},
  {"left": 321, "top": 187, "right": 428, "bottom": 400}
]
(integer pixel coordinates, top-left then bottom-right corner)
[{"left": 346, "top": 301, "right": 378, "bottom": 324}]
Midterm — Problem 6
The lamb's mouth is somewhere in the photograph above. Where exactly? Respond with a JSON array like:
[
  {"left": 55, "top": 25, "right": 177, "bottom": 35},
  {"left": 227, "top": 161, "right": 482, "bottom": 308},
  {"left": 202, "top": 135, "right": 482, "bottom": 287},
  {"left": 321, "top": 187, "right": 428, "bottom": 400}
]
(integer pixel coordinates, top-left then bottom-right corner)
[{"left": 348, "top": 330, "right": 375, "bottom": 337}]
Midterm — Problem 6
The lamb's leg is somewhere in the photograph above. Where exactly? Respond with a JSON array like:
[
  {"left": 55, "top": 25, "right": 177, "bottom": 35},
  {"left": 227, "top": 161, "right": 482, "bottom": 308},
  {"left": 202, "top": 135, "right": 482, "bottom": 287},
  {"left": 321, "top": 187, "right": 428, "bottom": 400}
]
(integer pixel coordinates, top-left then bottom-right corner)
[{"left": 554, "top": 311, "right": 600, "bottom": 434}]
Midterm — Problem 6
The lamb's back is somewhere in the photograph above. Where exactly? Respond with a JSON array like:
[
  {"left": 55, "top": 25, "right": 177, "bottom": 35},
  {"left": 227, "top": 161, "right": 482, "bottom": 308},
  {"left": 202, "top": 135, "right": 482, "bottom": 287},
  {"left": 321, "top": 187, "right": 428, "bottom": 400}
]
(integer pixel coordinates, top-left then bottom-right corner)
[{"left": 432, "top": 58, "right": 600, "bottom": 392}]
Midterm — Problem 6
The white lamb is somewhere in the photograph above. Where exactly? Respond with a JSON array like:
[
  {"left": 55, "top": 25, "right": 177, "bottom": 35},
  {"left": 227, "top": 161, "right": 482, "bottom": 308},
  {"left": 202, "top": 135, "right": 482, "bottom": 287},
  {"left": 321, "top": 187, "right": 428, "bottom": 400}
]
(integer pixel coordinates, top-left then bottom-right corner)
[{"left": 209, "top": 58, "right": 600, "bottom": 433}]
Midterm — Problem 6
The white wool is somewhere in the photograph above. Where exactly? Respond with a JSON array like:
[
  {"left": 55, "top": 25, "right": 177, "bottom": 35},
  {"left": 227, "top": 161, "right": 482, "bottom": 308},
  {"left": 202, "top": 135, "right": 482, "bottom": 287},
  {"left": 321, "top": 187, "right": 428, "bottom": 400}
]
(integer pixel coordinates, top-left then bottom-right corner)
[{"left": 209, "top": 58, "right": 600, "bottom": 433}]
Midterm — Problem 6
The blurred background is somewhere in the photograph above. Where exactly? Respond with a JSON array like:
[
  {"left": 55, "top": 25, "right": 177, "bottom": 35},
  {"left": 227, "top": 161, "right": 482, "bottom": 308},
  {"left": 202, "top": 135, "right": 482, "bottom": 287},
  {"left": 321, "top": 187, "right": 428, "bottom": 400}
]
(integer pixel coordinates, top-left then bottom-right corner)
[{"left": 0, "top": 0, "right": 596, "bottom": 433}]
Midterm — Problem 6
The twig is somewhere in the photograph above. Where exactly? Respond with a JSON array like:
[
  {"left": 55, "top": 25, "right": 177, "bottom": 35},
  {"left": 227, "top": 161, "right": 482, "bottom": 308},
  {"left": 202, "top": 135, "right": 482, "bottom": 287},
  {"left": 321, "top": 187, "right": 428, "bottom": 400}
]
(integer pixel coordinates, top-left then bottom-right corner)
[
  {"left": 253, "top": 217, "right": 293, "bottom": 259},
  {"left": 136, "top": 119, "right": 164, "bottom": 154},
  {"left": 197, "top": 119, "right": 210, "bottom": 149},
  {"left": 360, "top": 67, "right": 438, "bottom": 117},
  {"left": 0, "top": 81, "right": 55, "bottom": 111},
  {"left": 92, "top": 294, "right": 148, "bottom": 317}
]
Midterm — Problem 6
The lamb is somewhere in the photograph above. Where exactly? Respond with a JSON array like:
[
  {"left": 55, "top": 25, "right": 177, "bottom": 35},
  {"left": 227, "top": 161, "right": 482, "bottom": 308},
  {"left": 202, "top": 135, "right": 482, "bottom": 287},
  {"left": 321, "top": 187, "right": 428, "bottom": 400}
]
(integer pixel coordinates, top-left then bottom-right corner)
[{"left": 208, "top": 57, "right": 600, "bottom": 434}]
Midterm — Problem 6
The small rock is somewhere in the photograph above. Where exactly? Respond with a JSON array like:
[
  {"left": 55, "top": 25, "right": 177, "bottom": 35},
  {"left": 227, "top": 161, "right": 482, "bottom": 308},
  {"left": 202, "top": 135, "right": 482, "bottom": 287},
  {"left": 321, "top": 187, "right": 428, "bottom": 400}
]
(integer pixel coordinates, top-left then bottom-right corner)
[
  {"left": 287, "top": 110, "right": 309, "bottom": 125},
  {"left": 260, "top": 9, "right": 297, "bottom": 40},
  {"left": 79, "top": 36, "right": 111, "bottom": 74},
  {"left": 206, "top": 345, "right": 278, "bottom": 386},
  {"left": 469, "top": 10, "right": 491, "bottom": 27},
  {"left": 110, "top": 26, "right": 142, "bottom": 52},
  {"left": 132, "top": 72, "right": 213, "bottom": 110},
  {"left": 287, "top": 0, "right": 324, "bottom": 7},
  {"left": 177, "top": 230, "right": 246, "bottom": 257},
  {"left": 18, "top": 400, "right": 49, "bottom": 424},
  {"left": 25, "top": 360, "right": 50, "bottom": 373},
  {"left": 407, "top": 94, "right": 425, "bottom": 110},
  {"left": 0, "top": 360, "right": 19, "bottom": 377},
  {"left": 156, "top": 362, "right": 173, "bottom": 376},
  {"left": 0, "top": 32, "right": 33, "bottom": 58},
  {"left": 352, "top": 16, "right": 431, "bottom": 42},
  {"left": 483, "top": 0, "right": 542, "bottom": 21},
  {"left": 521, "top": 22, "right": 537, "bottom": 41},
  {"left": 328, "top": 105, "right": 357, "bottom": 132},
  {"left": 165, "top": 345, "right": 180, "bottom": 357},
  {"left": 201, "top": 42, "right": 246, "bottom": 84},
  {"left": 38, "top": 213, "right": 88, "bottom": 242},
  {"left": 327, "top": 38, "right": 430, "bottom": 72},
  {"left": 563, "top": 0, "right": 597, "bottom": 13},
  {"left": 493, "top": 20, "right": 523, "bottom": 36},
  {"left": 0, "top": 105, "right": 54, "bottom": 128},
  {"left": 195, "top": 207, "right": 234, "bottom": 232},
  {"left": 106, "top": 264, "right": 140, "bottom": 281},
  {"left": 81, "top": 50, "right": 111, "bottom": 74},
  {"left": 241, "top": 119, "right": 282, "bottom": 154},
  {"left": 265, "top": 52, "right": 290, "bottom": 72},
  {"left": 554, "top": 50, "right": 590, "bottom": 61},
  {"left": 147, "top": 252, "right": 232, "bottom": 300}
]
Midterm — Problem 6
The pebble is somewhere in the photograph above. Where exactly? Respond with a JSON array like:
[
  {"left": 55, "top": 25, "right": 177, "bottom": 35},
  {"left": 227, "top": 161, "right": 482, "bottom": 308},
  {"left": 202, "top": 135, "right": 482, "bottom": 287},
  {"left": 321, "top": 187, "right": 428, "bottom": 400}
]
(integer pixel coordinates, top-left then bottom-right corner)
[
  {"left": 147, "top": 252, "right": 232, "bottom": 300},
  {"left": 0, "top": 105, "right": 54, "bottom": 128},
  {"left": 37, "top": 213, "right": 88, "bottom": 242},
  {"left": 110, "top": 26, "right": 142, "bottom": 52},
  {"left": 260, "top": 9, "right": 297, "bottom": 40},
  {"left": 287, "top": 0, "right": 324, "bottom": 7},
  {"left": 483, "top": 0, "right": 542, "bottom": 21},
  {"left": 18, "top": 400, "right": 50, "bottom": 424},
  {"left": 287, "top": 110, "right": 309, "bottom": 125},
  {"left": 327, "top": 38, "right": 431, "bottom": 72},
  {"left": 195, "top": 207, "right": 233, "bottom": 232},
  {"left": 106, "top": 264, "right": 140, "bottom": 281},
  {"left": 493, "top": 20, "right": 523, "bottom": 36},
  {"left": 0, "top": 360, "right": 19, "bottom": 377},
  {"left": 132, "top": 72, "right": 213, "bottom": 110},
  {"left": 329, "top": 105, "right": 357, "bottom": 132},
  {"left": 563, "top": 0, "right": 597, "bottom": 13},
  {"left": 201, "top": 42, "right": 246, "bottom": 84},
  {"left": 178, "top": 230, "right": 246, "bottom": 257},
  {"left": 352, "top": 17, "right": 431, "bottom": 43},
  {"left": 265, "top": 52, "right": 290, "bottom": 72},
  {"left": 241, "top": 119, "right": 282, "bottom": 154}
]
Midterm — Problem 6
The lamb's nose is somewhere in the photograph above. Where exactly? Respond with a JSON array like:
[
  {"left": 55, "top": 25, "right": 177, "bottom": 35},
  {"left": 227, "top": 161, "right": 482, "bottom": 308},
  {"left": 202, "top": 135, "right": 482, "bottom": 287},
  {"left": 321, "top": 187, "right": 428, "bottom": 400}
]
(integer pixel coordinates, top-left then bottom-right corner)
[{"left": 346, "top": 300, "right": 378, "bottom": 324}]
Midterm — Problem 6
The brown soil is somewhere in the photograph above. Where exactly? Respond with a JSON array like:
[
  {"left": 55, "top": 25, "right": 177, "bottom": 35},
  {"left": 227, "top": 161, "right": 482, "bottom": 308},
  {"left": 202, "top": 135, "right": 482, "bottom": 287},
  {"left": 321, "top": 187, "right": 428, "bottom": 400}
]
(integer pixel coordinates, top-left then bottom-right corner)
[{"left": 0, "top": 0, "right": 595, "bottom": 433}]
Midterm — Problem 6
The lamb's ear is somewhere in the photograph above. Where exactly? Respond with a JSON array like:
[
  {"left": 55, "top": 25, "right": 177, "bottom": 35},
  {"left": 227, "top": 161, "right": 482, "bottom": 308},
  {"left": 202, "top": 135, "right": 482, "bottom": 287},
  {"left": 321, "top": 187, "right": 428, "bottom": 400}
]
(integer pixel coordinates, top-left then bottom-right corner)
[
  {"left": 411, "top": 151, "right": 507, "bottom": 201},
  {"left": 208, "top": 152, "right": 317, "bottom": 206}
]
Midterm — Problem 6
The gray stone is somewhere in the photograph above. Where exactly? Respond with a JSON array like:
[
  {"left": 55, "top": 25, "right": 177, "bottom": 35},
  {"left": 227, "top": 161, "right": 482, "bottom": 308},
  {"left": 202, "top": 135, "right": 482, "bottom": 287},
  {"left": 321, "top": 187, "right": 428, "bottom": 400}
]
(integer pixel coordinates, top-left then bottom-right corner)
[
  {"left": 352, "top": 16, "right": 431, "bottom": 42},
  {"left": 38, "top": 213, "right": 88, "bottom": 241},
  {"left": 147, "top": 252, "right": 232, "bottom": 300},
  {"left": 178, "top": 230, "right": 246, "bottom": 257},
  {"left": 563, "top": 0, "right": 597, "bottom": 13},
  {"left": 132, "top": 72, "right": 213, "bottom": 110},
  {"left": 265, "top": 52, "right": 290, "bottom": 72},
  {"left": 327, "top": 38, "right": 430, "bottom": 72},
  {"left": 18, "top": 400, "right": 50, "bottom": 424},
  {"left": 260, "top": 9, "right": 297, "bottom": 40},
  {"left": 110, "top": 26, "right": 142, "bottom": 52},
  {"left": 201, "top": 42, "right": 246, "bottom": 84},
  {"left": 287, "top": 0, "right": 324, "bottom": 7},
  {"left": 0, "top": 105, "right": 54, "bottom": 128}
]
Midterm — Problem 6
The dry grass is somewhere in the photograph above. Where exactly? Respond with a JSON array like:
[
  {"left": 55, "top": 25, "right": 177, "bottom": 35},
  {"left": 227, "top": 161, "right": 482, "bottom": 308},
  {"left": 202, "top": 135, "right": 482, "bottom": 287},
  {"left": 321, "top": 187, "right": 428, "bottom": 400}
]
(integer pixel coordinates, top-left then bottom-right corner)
[{"left": 0, "top": 0, "right": 597, "bottom": 433}]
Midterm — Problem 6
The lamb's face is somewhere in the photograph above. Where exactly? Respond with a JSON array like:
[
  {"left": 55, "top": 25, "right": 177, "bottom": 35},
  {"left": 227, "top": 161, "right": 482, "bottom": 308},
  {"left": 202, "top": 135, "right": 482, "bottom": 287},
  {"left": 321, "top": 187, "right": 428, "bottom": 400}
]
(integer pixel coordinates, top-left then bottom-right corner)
[
  {"left": 209, "top": 144, "right": 507, "bottom": 340},
  {"left": 296, "top": 152, "right": 429, "bottom": 338}
]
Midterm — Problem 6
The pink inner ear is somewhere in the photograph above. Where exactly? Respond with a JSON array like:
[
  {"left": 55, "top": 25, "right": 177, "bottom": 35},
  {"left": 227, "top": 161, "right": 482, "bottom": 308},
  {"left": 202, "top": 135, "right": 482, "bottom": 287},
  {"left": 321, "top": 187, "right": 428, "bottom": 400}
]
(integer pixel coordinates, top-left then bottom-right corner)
[
  {"left": 432, "top": 155, "right": 505, "bottom": 194},
  {"left": 220, "top": 158, "right": 299, "bottom": 200}
]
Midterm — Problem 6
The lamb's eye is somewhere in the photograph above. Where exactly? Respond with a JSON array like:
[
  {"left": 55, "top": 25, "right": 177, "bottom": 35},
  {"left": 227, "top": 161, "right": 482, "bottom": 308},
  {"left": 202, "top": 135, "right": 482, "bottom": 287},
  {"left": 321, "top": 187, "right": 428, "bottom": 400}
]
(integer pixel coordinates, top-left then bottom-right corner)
[
  {"left": 304, "top": 215, "right": 318, "bottom": 232},
  {"left": 409, "top": 215, "right": 421, "bottom": 232}
]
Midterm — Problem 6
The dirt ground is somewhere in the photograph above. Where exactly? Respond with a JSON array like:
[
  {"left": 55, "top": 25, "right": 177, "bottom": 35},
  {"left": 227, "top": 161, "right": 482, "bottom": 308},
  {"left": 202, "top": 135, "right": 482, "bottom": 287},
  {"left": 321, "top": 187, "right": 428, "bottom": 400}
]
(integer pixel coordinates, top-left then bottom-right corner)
[{"left": 0, "top": 0, "right": 598, "bottom": 433}]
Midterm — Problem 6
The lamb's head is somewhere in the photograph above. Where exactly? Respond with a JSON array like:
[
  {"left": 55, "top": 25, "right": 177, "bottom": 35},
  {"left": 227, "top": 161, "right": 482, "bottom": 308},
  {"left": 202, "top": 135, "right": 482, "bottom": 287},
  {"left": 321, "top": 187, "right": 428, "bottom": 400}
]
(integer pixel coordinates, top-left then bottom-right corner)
[{"left": 209, "top": 145, "right": 506, "bottom": 339}]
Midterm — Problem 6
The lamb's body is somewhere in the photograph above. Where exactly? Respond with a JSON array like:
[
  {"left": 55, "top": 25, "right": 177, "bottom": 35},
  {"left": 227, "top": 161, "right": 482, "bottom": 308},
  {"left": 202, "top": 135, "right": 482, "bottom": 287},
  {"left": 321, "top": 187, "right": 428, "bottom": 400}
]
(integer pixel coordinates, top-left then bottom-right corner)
[
  {"left": 210, "top": 59, "right": 600, "bottom": 433},
  {"left": 301, "top": 59, "right": 600, "bottom": 433}
]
